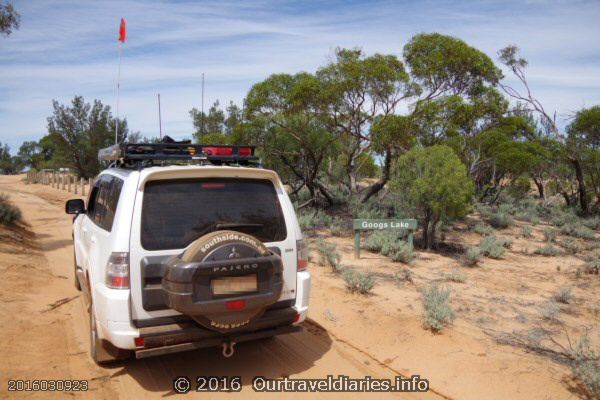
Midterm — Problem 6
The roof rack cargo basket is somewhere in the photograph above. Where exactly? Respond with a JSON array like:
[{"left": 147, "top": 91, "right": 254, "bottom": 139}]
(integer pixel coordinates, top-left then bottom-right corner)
[{"left": 98, "top": 143, "right": 259, "bottom": 166}]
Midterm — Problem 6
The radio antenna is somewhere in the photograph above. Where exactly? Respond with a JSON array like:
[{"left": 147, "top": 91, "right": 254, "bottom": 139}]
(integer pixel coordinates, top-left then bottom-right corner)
[{"left": 157, "top": 93, "right": 163, "bottom": 139}]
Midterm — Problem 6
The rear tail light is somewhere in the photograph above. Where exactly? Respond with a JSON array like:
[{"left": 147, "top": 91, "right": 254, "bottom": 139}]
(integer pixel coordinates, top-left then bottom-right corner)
[
  {"left": 134, "top": 337, "right": 145, "bottom": 347},
  {"left": 106, "top": 252, "right": 130, "bottom": 289},
  {"left": 297, "top": 239, "right": 308, "bottom": 271}
]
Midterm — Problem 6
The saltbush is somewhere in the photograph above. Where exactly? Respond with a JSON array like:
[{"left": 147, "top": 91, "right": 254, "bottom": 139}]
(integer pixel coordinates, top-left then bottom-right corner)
[
  {"left": 560, "top": 223, "right": 596, "bottom": 240},
  {"left": 542, "top": 227, "right": 557, "bottom": 243},
  {"left": 553, "top": 287, "right": 573, "bottom": 304},
  {"left": 0, "top": 194, "right": 21, "bottom": 225},
  {"left": 463, "top": 246, "right": 483, "bottom": 267},
  {"left": 473, "top": 221, "right": 494, "bottom": 236},
  {"left": 342, "top": 269, "right": 376, "bottom": 294},
  {"left": 447, "top": 269, "right": 466, "bottom": 283},
  {"left": 315, "top": 238, "right": 342, "bottom": 273},
  {"left": 521, "top": 226, "right": 533, "bottom": 238},
  {"left": 571, "top": 336, "right": 600, "bottom": 398},
  {"left": 479, "top": 236, "right": 511, "bottom": 259},
  {"left": 488, "top": 212, "right": 513, "bottom": 229},
  {"left": 422, "top": 284, "right": 455, "bottom": 332},
  {"left": 534, "top": 243, "right": 560, "bottom": 257}
]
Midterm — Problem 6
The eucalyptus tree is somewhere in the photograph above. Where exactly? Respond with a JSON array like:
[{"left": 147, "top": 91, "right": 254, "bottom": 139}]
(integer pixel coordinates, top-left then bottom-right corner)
[
  {"left": 567, "top": 106, "right": 600, "bottom": 211},
  {"left": 245, "top": 73, "right": 338, "bottom": 206},
  {"left": 46, "top": 96, "right": 128, "bottom": 177},
  {"left": 0, "top": 1, "right": 19, "bottom": 37},
  {"left": 316, "top": 48, "right": 417, "bottom": 197}
]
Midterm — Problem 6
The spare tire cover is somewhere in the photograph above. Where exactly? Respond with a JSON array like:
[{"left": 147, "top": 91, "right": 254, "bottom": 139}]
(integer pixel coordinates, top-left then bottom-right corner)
[{"left": 162, "top": 230, "right": 283, "bottom": 332}]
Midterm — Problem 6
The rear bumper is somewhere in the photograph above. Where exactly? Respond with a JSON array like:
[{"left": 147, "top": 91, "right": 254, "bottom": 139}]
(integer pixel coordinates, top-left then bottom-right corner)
[
  {"left": 95, "top": 270, "right": 310, "bottom": 352},
  {"left": 136, "top": 307, "right": 301, "bottom": 359}
]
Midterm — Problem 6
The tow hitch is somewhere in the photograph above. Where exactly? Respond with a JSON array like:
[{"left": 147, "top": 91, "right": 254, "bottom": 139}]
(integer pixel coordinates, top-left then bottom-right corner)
[{"left": 222, "top": 340, "right": 236, "bottom": 358}]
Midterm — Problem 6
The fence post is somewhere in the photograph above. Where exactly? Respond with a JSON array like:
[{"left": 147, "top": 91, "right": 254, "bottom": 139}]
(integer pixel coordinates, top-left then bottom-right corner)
[
  {"left": 74, "top": 176, "right": 78, "bottom": 194},
  {"left": 89, "top": 177, "right": 94, "bottom": 191},
  {"left": 68, "top": 175, "right": 72, "bottom": 192},
  {"left": 80, "top": 178, "right": 85, "bottom": 196}
]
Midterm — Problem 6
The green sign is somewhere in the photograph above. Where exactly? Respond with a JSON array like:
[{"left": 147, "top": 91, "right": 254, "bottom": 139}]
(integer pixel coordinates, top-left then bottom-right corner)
[{"left": 352, "top": 218, "right": 417, "bottom": 258}]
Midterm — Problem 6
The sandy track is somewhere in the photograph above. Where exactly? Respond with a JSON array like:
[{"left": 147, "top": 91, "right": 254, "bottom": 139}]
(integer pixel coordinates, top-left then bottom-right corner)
[{"left": 0, "top": 175, "right": 441, "bottom": 400}]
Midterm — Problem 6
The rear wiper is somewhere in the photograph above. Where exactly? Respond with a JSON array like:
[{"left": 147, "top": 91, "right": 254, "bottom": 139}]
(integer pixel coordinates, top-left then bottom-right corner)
[{"left": 215, "top": 223, "right": 264, "bottom": 230}]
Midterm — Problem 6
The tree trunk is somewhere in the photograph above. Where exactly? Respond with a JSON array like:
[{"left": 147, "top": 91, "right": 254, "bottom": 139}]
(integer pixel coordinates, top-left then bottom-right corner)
[
  {"left": 316, "top": 181, "right": 334, "bottom": 207},
  {"left": 532, "top": 177, "right": 545, "bottom": 199},
  {"left": 421, "top": 210, "right": 431, "bottom": 250},
  {"left": 361, "top": 147, "right": 392, "bottom": 203},
  {"left": 571, "top": 158, "right": 589, "bottom": 214}
]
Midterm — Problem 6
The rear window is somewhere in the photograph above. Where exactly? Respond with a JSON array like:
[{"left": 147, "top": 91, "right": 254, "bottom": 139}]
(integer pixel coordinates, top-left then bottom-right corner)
[{"left": 141, "top": 178, "right": 287, "bottom": 250}]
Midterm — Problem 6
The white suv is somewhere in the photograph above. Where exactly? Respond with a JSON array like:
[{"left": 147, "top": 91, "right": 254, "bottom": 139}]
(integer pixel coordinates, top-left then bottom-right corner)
[{"left": 65, "top": 142, "right": 310, "bottom": 364}]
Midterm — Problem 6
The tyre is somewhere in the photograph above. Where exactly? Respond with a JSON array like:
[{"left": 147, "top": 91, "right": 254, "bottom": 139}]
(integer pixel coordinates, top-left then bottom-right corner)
[
  {"left": 163, "top": 230, "right": 283, "bottom": 332},
  {"left": 89, "top": 304, "right": 131, "bottom": 365}
]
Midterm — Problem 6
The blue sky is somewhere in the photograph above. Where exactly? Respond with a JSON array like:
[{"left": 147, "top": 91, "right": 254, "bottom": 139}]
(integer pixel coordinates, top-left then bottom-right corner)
[{"left": 1, "top": 0, "right": 600, "bottom": 152}]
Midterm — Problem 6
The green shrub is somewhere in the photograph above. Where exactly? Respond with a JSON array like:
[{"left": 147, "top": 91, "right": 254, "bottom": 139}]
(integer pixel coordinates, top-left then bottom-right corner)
[
  {"left": 297, "top": 211, "right": 333, "bottom": 233},
  {"left": 488, "top": 212, "right": 513, "bottom": 229},
  {"left": 363, "top": 231, "right": 394, "bottom": 252},
  {"left": 498, "top": 203, "right": 516, "bottom": 215},
  {"left": 475, "top": 203, "right": 493, "bottom": 219},
  {"left": 581, "top": 215, "right": 600, "bottom": 230},
  {"left": 570, "top": 335, "right": 600, "bottom": 398},
  {"left": 394, "top": 268, "right": 413, "bottom": 284},
  {"left": 479, "top": 235, "right": 511, "bottom": 259},
  {"left": 534, "top": 243, "right": 560, "bottom": 257},
  {"left": 560, "top": 223, "right": 596, "bottom": 240},
  {"left": 0, "top": 194, "right": 21, "bottom": 225},
  {"left": 582, "top": 253, "right": 600, "bottom": 274},
  {"left": 539, "top": 301, "right": 560, "bottom": 321},
  {"left": 388, "top": 241, "right": 414, "bottom": 264},
  {"left": 558, "top": 238, "right": 580, "bottom": 254},
  {"left": 463, "top": 246, "right": 482, "bottom": 266},
  {"left": 521, "top": 226, "right": 533, "bottom": 238},
  {"left": 421, "top": 284, "right": 455, "bottom": 332},
  {"left": 542, "top": 227, "right": 557, "bottom": 243},
  {"left": 364, "top": 231, "right": 413, "bottom": 263},
  {"left": 553, "top": 287, "right": 573, "bottom": 304},
  {"left": 315, "top": 238, "right": 342, "bottom": 272},
  {"left": 507, "top": 176, "right": 531, "bottom": 200},
  {"left": 549, "top": 207, "right": 576, "bottom": 227},
  {"left": 473, "top": 221, "right": 494, "bottom": 236},
  {"left": 342, "top": 269, "right": 375, "bottom": 294},
  {"left": 330, "top": 217, "right": 350, "bottom": 237},
  {"left": 447, "top": 269, "right": 466, "bottom": 283}
]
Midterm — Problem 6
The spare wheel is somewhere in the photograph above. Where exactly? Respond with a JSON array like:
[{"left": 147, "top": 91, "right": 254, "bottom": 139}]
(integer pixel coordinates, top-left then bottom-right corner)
[{"left": 162, "top": 230, "right": 283, "bottom": 333}]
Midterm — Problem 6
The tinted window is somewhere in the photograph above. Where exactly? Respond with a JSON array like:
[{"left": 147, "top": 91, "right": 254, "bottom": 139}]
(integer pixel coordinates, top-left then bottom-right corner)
[
  {"left": 141, "top": 178, "right": 287, "bottom": 250},
  {"left": 89, "top": 176, "right": 123, "bottom": 232}
]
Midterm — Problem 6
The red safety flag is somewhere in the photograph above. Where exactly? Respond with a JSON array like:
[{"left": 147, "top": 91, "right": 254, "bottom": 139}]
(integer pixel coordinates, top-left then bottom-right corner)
[{"left": 118, "top": 18, "right": 127, "bottom": 43}]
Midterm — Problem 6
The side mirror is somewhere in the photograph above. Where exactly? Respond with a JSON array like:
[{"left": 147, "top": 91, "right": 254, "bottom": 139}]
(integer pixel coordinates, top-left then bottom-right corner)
[{"left": 65, "top": 199, "right": 86, "bottom": 215}]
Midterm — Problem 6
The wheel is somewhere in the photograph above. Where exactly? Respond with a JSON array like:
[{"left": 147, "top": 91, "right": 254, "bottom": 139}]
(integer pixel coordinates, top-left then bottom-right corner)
[
  {"left": 89, "top": 303, "right": 131, "bottom": 365},
  {"left": 163, "top": 230, "right": 283, "bottom": 333},
  {"left": 73, "top": 250, "right": 81, "bottom": 291}
]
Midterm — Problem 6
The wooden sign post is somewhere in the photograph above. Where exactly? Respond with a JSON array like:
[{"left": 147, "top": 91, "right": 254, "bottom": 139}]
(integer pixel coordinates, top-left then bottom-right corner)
[{"left": 352, "top": 218, "right": 417, "bottom": 259}]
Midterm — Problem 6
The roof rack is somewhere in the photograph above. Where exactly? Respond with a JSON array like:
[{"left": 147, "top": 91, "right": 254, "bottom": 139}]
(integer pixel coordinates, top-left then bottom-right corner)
[{"left": 98, "top": 142, "right": 260, "bottom": 168}]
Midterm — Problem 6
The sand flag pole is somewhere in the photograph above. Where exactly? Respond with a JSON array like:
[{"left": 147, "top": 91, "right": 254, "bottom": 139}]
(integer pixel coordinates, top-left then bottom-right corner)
[{"left": 115, "top": 18, "right": 127, "bottom": 144}]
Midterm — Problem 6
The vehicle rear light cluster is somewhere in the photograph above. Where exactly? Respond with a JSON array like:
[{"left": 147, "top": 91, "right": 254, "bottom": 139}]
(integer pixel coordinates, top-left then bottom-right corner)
[
  {"left": 106, "top": 252, "right": 130, "bottom": 289},
  {"left": 203, "top": 146, "right": 251, "bottom": 156},
  {"left": 297, "top": 239, "right": 308, "bottom": 271}
]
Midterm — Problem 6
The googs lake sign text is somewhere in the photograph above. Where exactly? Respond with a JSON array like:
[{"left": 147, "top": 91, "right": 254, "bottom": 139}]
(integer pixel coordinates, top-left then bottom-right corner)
[{"left": 353, "top": 218, "right": 417, "bottom": 258}]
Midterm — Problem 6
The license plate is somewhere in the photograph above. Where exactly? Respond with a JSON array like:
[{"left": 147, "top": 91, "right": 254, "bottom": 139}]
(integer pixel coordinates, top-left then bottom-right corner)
[{"left": 211, "top": 275, "right": 257, "bottom": 295}]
